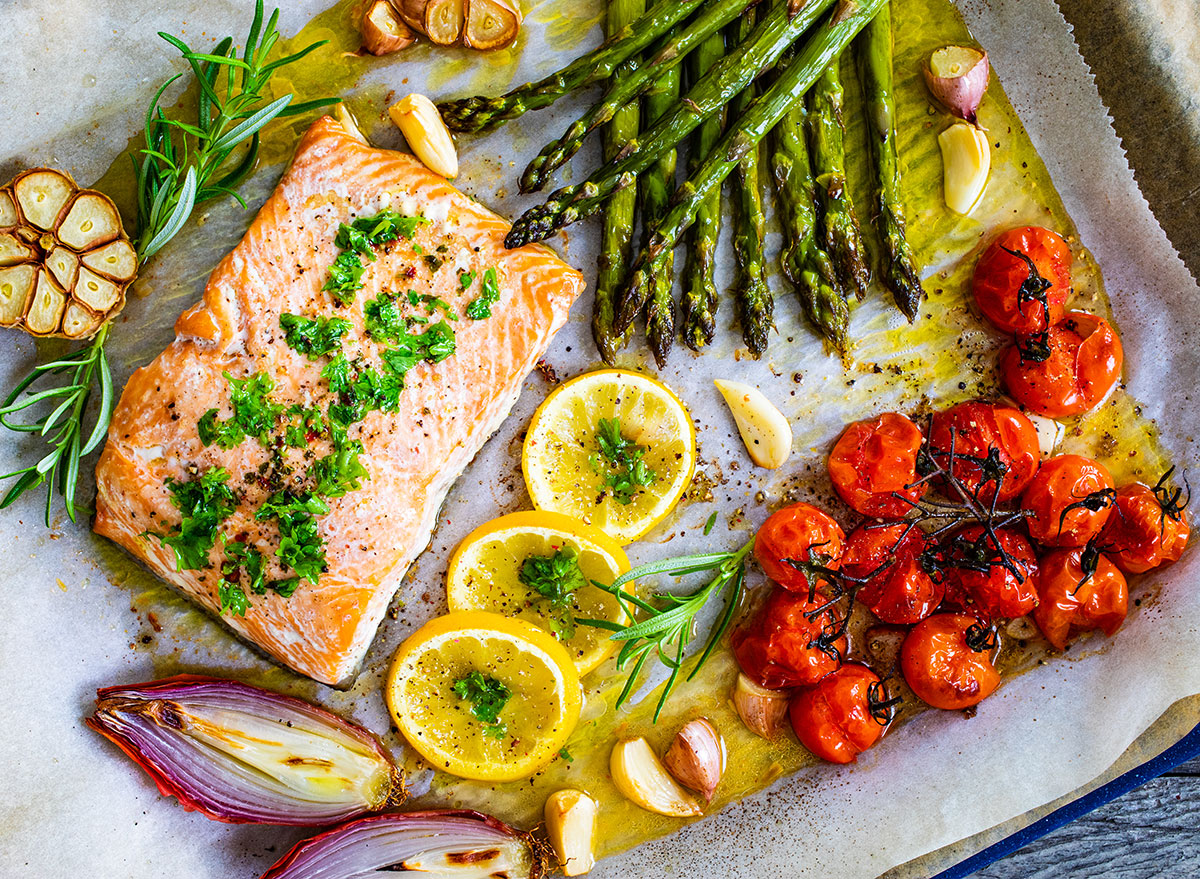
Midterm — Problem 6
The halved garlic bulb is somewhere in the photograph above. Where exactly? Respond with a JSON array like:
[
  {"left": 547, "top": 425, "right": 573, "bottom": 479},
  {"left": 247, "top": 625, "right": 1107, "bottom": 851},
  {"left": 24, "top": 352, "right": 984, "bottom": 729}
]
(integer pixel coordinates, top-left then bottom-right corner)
[{"left": 0, "top": 168, "right": 136, "bottom": 338}]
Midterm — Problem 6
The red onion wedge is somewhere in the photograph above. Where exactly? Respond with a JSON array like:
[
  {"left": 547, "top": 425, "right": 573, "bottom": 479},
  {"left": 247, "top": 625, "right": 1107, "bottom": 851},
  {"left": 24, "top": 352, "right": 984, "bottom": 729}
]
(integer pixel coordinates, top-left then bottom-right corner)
[
  {"left": 260, "top": 810, "right": 550, "bottom": 879},
  {"left": 87, "top": 675, "right": 404, "bottom": 825}
]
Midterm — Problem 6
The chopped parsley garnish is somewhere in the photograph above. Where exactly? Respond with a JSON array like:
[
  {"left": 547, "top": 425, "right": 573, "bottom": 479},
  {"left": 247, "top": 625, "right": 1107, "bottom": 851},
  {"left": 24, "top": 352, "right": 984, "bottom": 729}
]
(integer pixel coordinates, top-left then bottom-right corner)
[
  {"left": 323, "top": 210, "right": 428, "bottom": 305},
  {"left": 591, "top": 417, "right": 657, "bottom": 505},
  {"left": 198, "top": 372, "right": 284, "bottom": 449},
  {"left": 150, "top": 467, "right": 238, "bottom": 571},
  {"left": 280, "top": 313, "right": 352, "bottom": 359},
  {"left": 459, "top": 270, "right": 476, "bottom": 290},
  {"left": 216, "top": 541, "right": 266, "bottom": 616},
  {"left": 255, "top": 491, "right": 329, "bottom": 585},
  {"left": 519, "top": 547, "right": 586, "bottom": 640},
  {"left": 453, "top": 671, "right": 511, "bottom": 739},
  {"left": 285, "top": 405, "right": 328, "bottom": 448},
  {"left": 465, "top": 267, "right": 501, "bottom": 320},
  {"left": 309, "top": 425, "right": 369, "bottom": 498},
  {"left": 559, "top": 747, "right": 574, "bottom": 763}
]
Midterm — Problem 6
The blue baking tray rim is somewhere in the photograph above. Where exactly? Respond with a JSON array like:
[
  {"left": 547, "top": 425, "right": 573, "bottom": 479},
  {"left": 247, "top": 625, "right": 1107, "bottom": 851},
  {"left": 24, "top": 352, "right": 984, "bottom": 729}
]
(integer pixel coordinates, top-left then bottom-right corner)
[{"left": 930, "top": 720, "right": 1200, "bottom": 878}]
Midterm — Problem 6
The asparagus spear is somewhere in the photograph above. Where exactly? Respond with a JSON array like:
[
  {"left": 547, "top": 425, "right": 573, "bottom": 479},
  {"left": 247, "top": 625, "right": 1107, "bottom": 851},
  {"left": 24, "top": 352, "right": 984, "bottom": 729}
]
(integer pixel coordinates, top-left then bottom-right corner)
[
  {"left": 636, "top": 17, "right": 682, "bottom": 368},
  {"left": 506, "top": 0, "right": 837, "bottom": 249},
  {"left": 805, "top": 60, "right": 871, "bottom": 298},
  {"left": 856, "top": 3, "right": 923, "bottom": 319},
  {"left": 617, "top": 0, "right": 887, "bottom": 319},
  {"left": 593, "top": 0, "right": 645, "bottom": 364},
  {"left": 520, "top": 0, "right": 755, "bottom": 194},
  {"left": 728, "top": 12, "right": 773, "bottom": 357},
  {"left": 772, "top": 100, "right": 850, "bottom": 352},
  {"left": 680, "top": 31, "right": 727, "bottom": 351},
  {"left": 437, "top": 0, "right": 705, "bottom": 133}
]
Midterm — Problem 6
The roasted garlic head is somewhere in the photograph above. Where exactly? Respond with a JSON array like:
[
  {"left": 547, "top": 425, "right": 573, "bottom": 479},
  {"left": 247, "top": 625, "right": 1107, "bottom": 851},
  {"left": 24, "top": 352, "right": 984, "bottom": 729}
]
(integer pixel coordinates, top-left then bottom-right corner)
[{"left": 0, "top": 169, "right": 136, "bottom": 338}]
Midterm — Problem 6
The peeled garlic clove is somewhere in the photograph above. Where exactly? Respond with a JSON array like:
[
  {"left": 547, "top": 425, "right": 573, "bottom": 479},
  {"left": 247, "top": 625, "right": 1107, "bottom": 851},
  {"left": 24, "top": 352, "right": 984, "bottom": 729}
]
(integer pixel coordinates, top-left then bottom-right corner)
[
  {"left": 938, "top": 122, "right": 990, "bottom": 215},
  {"left": 1027, "top": 412, "right": 1064, "bottom": 457},
  {"left": 924, "top": 46, "right": 989, "bottom": 124},
  {"left": 663, "top": 718, "right": 726, "bottom": 802},
  {"left": 732, "top": 673, "right": 790, "bottom": 741},
  {"left": 544, "top": 789, "right": 597, "bottom": 876},
  {"left": 464, "top": 0, "right": 522, "bottom": 50},
  {"left": 334, "top": 104, "right": 368, "bottom": 145},
  {"left": 424, "top": 0, "right": 465, "bottom": 45},
  {"left": 610, "top": 738, "right": 703, "bottom": 818},
  {"left": 389, "top": 93, "right": 459, "bottom": 178},
  {"left": 362, "top": 0, "right": 416, "bottom": 55},
  {"left": 714, "top": 379, "right": 792, "bottom": 469}
]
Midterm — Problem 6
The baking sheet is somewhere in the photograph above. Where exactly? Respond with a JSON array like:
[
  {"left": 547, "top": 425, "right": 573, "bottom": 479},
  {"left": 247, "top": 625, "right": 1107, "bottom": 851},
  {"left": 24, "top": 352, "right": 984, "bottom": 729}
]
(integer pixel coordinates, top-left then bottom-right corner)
[{"left": 2, "top": 1, "right": 1199, "bottom": 877}]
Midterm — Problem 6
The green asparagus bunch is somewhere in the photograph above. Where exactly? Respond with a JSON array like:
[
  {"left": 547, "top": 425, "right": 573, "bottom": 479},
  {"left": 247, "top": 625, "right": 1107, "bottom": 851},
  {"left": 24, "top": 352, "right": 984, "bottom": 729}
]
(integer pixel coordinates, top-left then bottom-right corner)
[
  {"left": 617, "top": 0, "right": 887, "bottom": 322},
  {"left": 437, "top": 0, "right": 706, "bottom": 132}
]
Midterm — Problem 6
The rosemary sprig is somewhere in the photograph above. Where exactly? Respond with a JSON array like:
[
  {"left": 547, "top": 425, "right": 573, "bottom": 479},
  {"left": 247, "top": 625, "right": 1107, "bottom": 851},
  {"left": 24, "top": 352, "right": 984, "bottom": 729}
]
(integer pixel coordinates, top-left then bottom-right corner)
[
  {"left": 0, "top": 0, "right": 336, "bottom": 524},
  {"left": 582, "top": 538, "right": 753, "bottom": 721}
]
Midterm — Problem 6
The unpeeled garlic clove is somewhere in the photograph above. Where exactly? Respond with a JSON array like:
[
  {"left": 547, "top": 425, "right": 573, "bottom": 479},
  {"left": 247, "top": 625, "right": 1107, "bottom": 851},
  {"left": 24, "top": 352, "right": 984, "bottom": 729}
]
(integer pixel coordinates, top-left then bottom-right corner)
[
  {"left": 938, "top": 122, "right": 990, "bottom": 215},
  {"left": 389, "top": 93, "right": 459, "bottom": 179},
  {"left": 610, "top": 738, "right": 703, "bottom": 818},
  {"left": 924, "top": 46, "right": 989, "bottom": 125},
  {"left": 732, "top": 672, "right": 790, "bottom": 741},
  {"left": 544, "top": 789, "right": 597, "bottom": 876},
  {"left": 362, "top": 0, "right": 416, "bottom": 55},
  {"left": 663, "top": 718, "right": 725, "bottom": 802},
  {"left": 1027, "top": 412, "right": 1064, "bottom": 457},
  {"left": 714, "top": 379, "right": 792, "bottom": 469}
]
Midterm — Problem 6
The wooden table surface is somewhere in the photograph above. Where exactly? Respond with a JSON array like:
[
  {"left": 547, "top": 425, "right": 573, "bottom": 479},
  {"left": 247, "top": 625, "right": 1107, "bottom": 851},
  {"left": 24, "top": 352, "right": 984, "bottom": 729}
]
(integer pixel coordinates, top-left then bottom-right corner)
[{"left": 967, "top": 1, "right": 1200, "bottom": 876}]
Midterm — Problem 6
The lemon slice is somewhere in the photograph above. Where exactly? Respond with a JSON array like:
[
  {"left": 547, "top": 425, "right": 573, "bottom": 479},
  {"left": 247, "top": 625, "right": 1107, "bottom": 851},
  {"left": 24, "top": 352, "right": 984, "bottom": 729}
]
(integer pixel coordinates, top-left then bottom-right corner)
[
  {"left": 446, "top": 510, "right": 630, "bottom": 675},
  {"left": 522, "top": 369, "right": 696, "bottom": 544},
  {"left": 385, "top": 611, "right": 582, "bottom": 782}
]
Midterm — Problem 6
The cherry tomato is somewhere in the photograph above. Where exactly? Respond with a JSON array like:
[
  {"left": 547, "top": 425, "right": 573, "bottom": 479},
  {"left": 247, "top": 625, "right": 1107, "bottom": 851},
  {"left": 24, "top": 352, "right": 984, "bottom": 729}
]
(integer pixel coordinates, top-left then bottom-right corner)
[
  {"left": 940, "top": 525, "right": 1039, "bottom": 620},
  {"left": 841, "top": 523, "right": 943, "bottom": 624},
  {"left": 900, "top": 613, "right": 1001, "bottom": 710},
  {"left": 927, "top": 402, "right": 1040, "bottom": 503},
  {"left": 788, "top": 665, "right": 888, "bottom": 764},
  {"left": 731, "top": 586, "right": 846, "bottom": 690},
  {"left": 754, "top": 502, "right": 845, "bottom": 595},
  {"left": 1001, "top": 312, "right": 1123, "bottom": 418},
  {"left": 1033, "top": 548, "right": 1128, "bottom": 650},
  {"left": 972, "top": 226, "right": 1071, "bottom": 335},
  {"left": 1099, "top": 479, "right": 1191, "bottom": 574},
  {"left": 1022, "top": 454, "right": 1115, "bottom": 547},
  {"left": 828, "top": 413, "right": 927, "bottom": 517}
]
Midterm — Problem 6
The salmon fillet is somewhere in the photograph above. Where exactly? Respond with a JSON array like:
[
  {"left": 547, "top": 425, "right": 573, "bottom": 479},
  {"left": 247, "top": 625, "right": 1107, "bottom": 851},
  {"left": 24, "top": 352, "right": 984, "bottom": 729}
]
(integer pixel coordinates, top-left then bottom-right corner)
[{"left": 93, "top": 116, "right": 585, "bottom": 685}]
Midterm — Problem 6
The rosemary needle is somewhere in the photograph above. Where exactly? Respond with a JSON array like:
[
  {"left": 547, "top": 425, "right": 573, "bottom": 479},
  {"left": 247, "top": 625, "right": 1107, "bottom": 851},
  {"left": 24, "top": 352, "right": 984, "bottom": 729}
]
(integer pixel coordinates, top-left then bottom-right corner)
[{"left": 0, "top": 0, "right": 337, "bottom": 524}]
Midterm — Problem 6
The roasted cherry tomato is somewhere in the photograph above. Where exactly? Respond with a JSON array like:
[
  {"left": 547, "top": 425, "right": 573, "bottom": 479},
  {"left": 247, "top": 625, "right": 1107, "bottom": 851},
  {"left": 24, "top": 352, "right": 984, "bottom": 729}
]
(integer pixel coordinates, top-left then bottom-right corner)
[
  {"left": 940, "top": 525, "right": 1039, "bottom": 620},
  {"left": 1001, "top": 312, "right": 1123, "bottom": 418},
  {"left": 1099, "top": 478, "right": 1191, "bottom": 574},
  {"left": 828, "top": 413, "right": 927, "bottom": 517},
  {"left": 788, "top": 665, "right": 889, "bottom": 764},
  {"left": 754, "top": 502, "right": 845, "bottom": 595},
  {"left": 900, "top": 613, "right": 1001, "bottom": 710},
  {"left": 1033, "top": 548, "right": 1128, "bottom": 650},
  {"left": 841, "top": 523, "right": 943, "bottom": 624},
  {"left": 927, "top": 402, "right": 1040, "bottom": 503},
  {"left": 1022, "top": 454, "right": 1115, "bottom": 547},
  {"left": 731, "top": 586, "right": 846, "bottom": 690},
  {"left": 972, "top": 226, "right": 1071, "bottom": 335}
]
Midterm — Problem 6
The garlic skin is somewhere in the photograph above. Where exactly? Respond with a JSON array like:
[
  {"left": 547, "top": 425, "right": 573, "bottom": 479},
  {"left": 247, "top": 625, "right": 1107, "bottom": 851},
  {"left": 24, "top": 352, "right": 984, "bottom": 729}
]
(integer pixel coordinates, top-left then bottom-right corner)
[
  {"left": 610, "top": 738, "right": 703, "bottom": 817},
  {"left": 663, "top": 718, "right": 726, "bottom": 802},
  {"left": 938, "top": 122, "right": 990, "bottom": 215},
  {"left": 361, "top": 0, "right": 416, "bottom": 56},
  {"left": 714, "top": 379, "right": 792, "bottom": 469},
  {"left": 544, "top": 789, "right": 597, "bottom": 876},
  {"left": 732, "top": 673, "right": 790, "bottom": 741}
]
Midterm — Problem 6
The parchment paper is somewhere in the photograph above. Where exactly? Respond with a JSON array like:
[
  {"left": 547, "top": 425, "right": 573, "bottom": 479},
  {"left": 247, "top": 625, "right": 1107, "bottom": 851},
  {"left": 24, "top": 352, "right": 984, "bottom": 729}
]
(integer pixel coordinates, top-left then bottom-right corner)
[{"left": 1, "top": 1, "right": 1199, "bottom": 877}]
